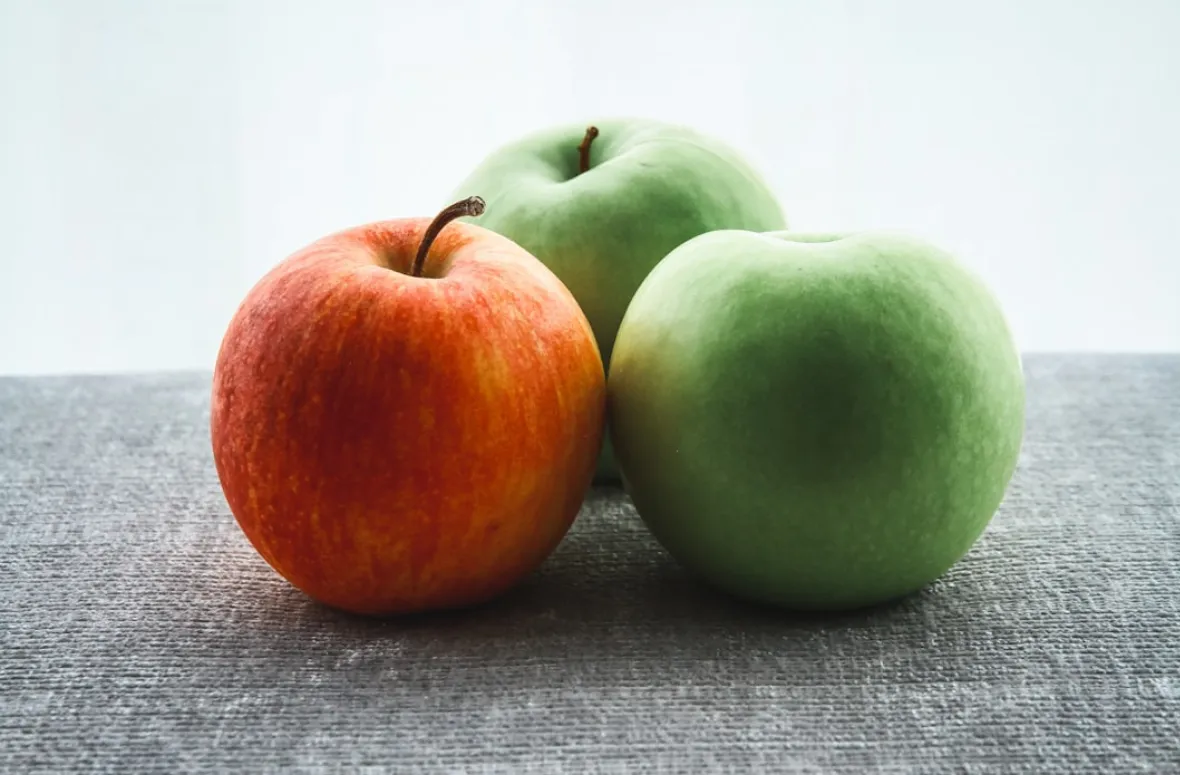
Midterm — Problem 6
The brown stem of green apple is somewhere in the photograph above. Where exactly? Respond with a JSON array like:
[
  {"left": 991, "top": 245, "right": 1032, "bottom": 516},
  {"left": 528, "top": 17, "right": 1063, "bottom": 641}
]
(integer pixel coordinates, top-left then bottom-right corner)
[
  {"left": 410, "top": 196, "right": 485, "bottom": 278},
  {"left": 578, "top": 126, "right": 599, "bottom": 174}
]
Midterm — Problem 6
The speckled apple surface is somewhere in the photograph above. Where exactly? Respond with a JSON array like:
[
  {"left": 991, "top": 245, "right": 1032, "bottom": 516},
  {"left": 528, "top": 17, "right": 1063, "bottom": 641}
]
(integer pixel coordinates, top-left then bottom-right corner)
[
  {"left": 608, "top": 230, "right": 1026, "bottom": 610},
  {"left": 209, "top": 216, "right": 605, "bottom": 617},
  {"left": 449, "top": 118, "right": 786, "bottom": 481}
]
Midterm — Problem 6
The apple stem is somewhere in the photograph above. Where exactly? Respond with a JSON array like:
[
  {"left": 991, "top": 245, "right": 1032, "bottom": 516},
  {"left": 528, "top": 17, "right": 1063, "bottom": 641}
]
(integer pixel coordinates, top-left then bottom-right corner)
[
  {"left": 409, "top": 196, "right": 486, "bottom": 278},
  {"left": 577, "top": 126, "right": 599, "bottom": 174}
]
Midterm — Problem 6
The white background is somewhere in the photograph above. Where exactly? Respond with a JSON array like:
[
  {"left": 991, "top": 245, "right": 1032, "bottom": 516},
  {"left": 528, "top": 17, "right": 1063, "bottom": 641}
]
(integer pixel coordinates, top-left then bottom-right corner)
[{"left": 2, "top": 0, "right": 1177, "bottom": 375}]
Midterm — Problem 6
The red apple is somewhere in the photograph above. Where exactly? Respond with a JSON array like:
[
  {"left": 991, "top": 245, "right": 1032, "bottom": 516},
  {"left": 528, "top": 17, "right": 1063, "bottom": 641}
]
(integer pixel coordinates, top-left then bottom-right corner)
[{"left": 210, "top": 197, "right": 605, "bottom": 616}]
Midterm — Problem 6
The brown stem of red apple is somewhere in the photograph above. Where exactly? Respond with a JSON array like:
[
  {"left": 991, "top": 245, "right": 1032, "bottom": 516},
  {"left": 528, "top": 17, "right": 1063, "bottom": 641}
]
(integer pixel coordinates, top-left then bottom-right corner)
[
  {"left": 577, "top": 126, "right": 599, "bottom": 174},
  {"left": 410, "top": 196, "right": 485, "bottom": 278}
]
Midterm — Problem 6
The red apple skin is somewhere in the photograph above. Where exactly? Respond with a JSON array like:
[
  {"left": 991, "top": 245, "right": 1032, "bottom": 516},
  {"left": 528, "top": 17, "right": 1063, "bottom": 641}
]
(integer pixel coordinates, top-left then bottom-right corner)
[{"left": 210, "top": 217, "right": 605, "bottom": 616}]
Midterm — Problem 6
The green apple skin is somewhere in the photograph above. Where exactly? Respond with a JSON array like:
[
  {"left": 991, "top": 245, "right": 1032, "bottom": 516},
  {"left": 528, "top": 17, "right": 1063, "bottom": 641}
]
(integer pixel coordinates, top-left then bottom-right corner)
[
  {"left": 608, "top": 230, "right": 1025, "bottom": 611},
  {"left": 448, "top": 118, "right": 786, "bottom": 481}
]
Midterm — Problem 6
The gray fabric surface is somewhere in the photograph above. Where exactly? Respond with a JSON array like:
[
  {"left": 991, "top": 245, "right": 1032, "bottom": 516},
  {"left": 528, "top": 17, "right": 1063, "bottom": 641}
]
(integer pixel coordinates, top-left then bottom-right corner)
[{"left": 1, "top": 354, "right": 1177, "bottom": 773}]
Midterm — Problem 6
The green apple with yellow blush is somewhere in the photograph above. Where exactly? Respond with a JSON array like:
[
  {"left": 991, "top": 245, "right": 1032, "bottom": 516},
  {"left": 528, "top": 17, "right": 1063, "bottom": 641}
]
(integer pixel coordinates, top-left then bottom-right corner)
[
  {"left": 608, "top": 229, "right": 1026, "bottom": 611},
  {"left": 448, "top": 118, "right": 786, "bottom": 482}
]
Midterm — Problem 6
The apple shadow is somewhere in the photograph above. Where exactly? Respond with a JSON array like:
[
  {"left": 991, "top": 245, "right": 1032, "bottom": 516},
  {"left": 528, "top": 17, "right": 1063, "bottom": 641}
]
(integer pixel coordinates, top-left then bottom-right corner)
[{"left": 216, "top": 486, "right": 989, "bottom": 668}]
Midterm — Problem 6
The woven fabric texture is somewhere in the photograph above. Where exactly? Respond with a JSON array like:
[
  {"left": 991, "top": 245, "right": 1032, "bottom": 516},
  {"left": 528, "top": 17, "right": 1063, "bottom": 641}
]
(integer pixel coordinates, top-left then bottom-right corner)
[{"left": 2, "top": 355, "right": 1177, "bottom": 773}]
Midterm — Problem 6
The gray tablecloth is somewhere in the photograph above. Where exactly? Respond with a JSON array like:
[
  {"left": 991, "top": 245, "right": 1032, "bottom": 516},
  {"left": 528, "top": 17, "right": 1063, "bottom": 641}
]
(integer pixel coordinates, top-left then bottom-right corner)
[{"left": 2, "top": 355, "right": 1177, "bottom": 773}]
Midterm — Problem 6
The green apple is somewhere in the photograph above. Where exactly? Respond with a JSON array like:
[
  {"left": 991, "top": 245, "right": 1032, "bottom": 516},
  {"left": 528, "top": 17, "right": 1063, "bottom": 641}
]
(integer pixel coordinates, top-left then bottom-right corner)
[
  {"left": 608, "top": 229, "right": 1025, "bottom": 611},
  {"left": 448, "top": 118, "right": 786, "bottom": 481}
]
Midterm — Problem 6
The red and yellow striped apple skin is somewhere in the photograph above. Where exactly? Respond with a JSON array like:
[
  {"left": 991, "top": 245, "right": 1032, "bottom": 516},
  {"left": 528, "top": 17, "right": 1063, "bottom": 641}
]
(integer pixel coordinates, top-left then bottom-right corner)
[{"left": 210, "top": 218, "right": 604, "bottom": 615}]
